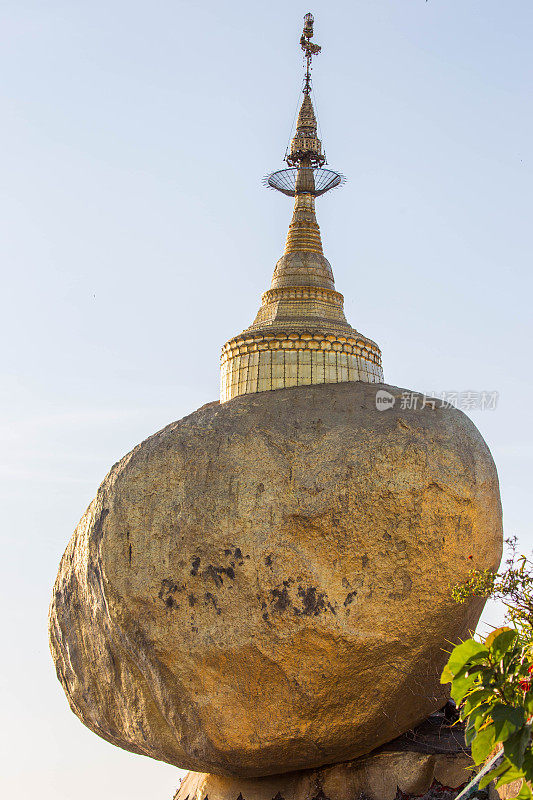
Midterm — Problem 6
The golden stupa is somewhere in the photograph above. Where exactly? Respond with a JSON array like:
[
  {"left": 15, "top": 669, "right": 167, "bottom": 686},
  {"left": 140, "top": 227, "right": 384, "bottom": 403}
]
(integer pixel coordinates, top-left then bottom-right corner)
[{"left": 220, "top": 13, "right": 383, "bottom": 402}]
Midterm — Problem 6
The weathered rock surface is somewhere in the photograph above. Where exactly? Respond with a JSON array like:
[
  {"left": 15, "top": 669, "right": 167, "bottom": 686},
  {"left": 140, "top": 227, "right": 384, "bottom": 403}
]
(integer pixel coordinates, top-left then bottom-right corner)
[
  {"left": 173, "top": 713, "right": 479, "bottom": 800},
  {"left": 49, "top": 382, "right": 502, "bottom": 777},
  {"left": 174, "top": 749, "right": 473, "bottom": 800}
]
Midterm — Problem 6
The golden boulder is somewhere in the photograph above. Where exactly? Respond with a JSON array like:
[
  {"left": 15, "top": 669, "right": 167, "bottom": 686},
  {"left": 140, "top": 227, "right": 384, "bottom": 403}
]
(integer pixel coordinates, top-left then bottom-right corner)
[{"left": 49, "top": 382, "right": 502, "bottom": 777}]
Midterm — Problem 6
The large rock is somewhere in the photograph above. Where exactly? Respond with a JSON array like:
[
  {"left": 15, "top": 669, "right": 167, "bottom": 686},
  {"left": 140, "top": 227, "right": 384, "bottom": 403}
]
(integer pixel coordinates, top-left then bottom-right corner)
[
  {"left": 174, "top": 712, "right": 480, "bottom": 800},
  {"left": 49, "top": 382, "right": 502, "bottom": 777}
]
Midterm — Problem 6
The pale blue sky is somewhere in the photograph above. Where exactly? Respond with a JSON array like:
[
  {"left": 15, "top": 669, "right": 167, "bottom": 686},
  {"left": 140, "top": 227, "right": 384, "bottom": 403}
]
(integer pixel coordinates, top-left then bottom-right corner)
[{"left": 1, "top": 1, "right": 532, "bottom": 798}]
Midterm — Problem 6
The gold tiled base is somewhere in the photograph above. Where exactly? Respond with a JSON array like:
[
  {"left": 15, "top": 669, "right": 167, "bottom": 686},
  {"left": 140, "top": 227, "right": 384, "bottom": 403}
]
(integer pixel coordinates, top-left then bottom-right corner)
[{"left": 220, "top": 331, "right": 383, "bottom": 403}]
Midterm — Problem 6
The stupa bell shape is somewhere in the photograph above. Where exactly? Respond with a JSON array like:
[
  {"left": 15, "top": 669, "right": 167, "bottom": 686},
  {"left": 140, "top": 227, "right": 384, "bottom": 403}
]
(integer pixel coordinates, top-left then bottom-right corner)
[{"left": 220, "top": 27, "right": 383, "bottom": 403}]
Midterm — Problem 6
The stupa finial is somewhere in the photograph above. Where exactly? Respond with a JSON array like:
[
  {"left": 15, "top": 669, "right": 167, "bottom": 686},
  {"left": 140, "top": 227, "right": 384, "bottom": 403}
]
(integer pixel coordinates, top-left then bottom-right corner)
[
  {"left": 269, "top": 14, "right": 335, "bottom": 189},
  {"left": 219, "top": 14, "right": 383, "bottom": 403},
  {"left": 300, "top": 12, "right": 321, "bottom": 95}
]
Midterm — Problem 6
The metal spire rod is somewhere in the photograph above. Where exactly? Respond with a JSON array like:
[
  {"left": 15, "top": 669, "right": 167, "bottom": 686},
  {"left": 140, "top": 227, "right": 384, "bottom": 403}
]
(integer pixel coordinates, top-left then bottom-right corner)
[
  {"left": 300, "top": 12, "right": 321, "bottom": 94},
  {"left": 264, "top": 13, "right": 344, "bottom": 199}
]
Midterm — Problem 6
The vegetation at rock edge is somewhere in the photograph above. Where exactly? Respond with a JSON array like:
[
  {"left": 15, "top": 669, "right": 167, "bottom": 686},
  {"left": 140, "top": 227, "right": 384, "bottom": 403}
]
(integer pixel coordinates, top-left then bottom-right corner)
[{"left": 442, "top": 538, "right": 533, "bottom": 798}]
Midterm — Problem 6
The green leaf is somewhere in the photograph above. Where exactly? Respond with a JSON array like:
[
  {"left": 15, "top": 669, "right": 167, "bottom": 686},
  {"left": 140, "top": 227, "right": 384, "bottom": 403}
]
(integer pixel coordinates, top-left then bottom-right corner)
[
  {"left": 524, "top": 694, "right": 533, "bottom": 714},
  {"left": 449, "top": 662, "right": 490, "bottom": 706},
  {"left": 485, "top": 626, "right": 513, "bottom": 648},
  {"left": 460, "top": 664, "right": 489, "bottom": 679},
  {"left": 465, "top": 716, "right": 478, "bottom": 746},
  {"left": 491, "top": 704, "right": 527, "bottom": 741},
  {"left": 476, "top": 706, "right": 497, "bottom": 732},
  {"left": 462, "top": 689, "right": 494, "bottom": 716},
  {"left": 441, "top": 661, "right": 454, "bottom": 684},
  {"left": 463, "top": 701, "right": 495, "bottom": 747},
  {"left": 521, "top": 749, "right": 533, "bottom": 782},
  {"left": 451, "top": 670, "right": 482, "bottom": 705},
  {"left": 467, "top": 709, "right": 497, "bottom": 743},
  {"left": 478, "top": 759, "right": 510, "bottom": 789},
  {"left": 442, "top": 640, "right": 489, "bottom": 684},
  {"left": 471, "top": 723, "right": 497, "bottom": 764},
  {"left": 478, "top": 755, "right": 527, "bottom": 789},
  {"left": 503, "top": 725, "right": 532, "bottom": 769},
  {"left": 486, "top": 627, "right": 519, "bottom": 660}
]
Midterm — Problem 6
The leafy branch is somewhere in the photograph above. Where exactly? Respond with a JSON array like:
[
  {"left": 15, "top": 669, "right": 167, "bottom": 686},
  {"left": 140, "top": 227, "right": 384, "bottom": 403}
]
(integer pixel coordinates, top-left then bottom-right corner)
[{"left": 442, "top": 539, "right": 533, "bottom": 798}]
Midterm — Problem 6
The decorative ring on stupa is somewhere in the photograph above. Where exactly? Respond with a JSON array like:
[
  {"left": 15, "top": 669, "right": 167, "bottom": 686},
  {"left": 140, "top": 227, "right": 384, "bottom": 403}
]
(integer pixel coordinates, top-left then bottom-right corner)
[{"left": 263, "top": 167, "right": 346, "bottom": 197}]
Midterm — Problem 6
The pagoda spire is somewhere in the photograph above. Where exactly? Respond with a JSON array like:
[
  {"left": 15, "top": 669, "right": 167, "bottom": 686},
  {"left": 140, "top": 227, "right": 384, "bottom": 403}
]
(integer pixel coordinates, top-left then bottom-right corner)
[
  {"left": 300, "top": 11, "right": 321, "bottom": 95},
  {"left": 220, "top": 14, "right": 383, "bottom": 403}
]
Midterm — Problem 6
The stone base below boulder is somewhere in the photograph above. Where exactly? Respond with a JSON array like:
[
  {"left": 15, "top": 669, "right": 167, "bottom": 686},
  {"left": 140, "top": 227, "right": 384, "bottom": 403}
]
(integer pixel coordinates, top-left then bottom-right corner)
[{"left": 173, "top": 712, "right": 488, "bottom": 800}]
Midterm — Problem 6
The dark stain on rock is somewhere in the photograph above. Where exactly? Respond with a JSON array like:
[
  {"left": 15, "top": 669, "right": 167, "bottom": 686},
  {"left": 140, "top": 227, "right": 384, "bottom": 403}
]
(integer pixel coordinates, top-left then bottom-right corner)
[
  {"left": 89, "top": 561, "right": 102, "bottom": 587},
  {"left": 206, "top": 565, "right": 236, "bottom": 587},
  {"left": 159, "top": 578, "right": 177, "bottom": 596},
  {"left": 269, "top": 579, "right": 335, "bottom": 616},
  {"left": 205, "top": 592, "right": 222, "bottom": 615},
  {"left": 256, "top": 482, "right": 265, "bottom": 495},
  {"left": 362, "top": 554, "right": 369, "bottom": 568},
  {"left": 234, "top": 547, "right": 244, "bottom": 562},
  {"left": 188, "top": 593, "right": 197, "bottom": 607},
  {"left": 159, "top": 578, "right": 179, "bottom": 610},
  {"left": 265, "top": 555, "right": 272, "bottom": 567},
  {"left": 190, "top": 557, "right": 201, "bottom": 576},
  {"left": 92, "top": 507, "right": 109, "bottom": 546},
  {"left": 389, "top": 573, "right": 413, "bottom": 600},
  {"left": 298, "top": 585, "right": 328, "bottom": 616},
  {"left": 206, "top": 565, "right": 222, "bottom": 587},
  {"left": 344, "top": 591, "right": 357, "bottom": 606},
  {"left": 271, "top": 586, "right": 290, "bottom": 612}
]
